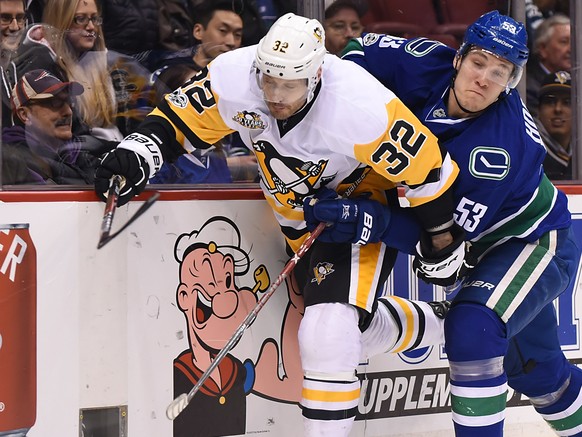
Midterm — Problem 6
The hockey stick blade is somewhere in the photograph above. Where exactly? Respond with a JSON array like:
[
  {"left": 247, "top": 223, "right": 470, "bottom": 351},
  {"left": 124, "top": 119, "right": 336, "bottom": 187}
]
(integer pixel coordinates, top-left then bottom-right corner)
[
  {"left": 166, "top": 221, "right": 327, "bottom": 420},
  {"left": 97, "top": 188, "right": 160, "bottom": 249}
]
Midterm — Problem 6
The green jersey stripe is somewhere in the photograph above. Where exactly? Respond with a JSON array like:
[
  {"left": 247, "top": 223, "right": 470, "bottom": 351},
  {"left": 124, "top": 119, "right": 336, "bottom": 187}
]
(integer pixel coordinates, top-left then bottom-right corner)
[
  {"left": 451, "top": 391, "right": 507, "bottom": 417},
  {"left": 486, "top": 232, "right": 555, "bottom": 321},
  {"left": 545, "top": 403, "right": 582, "bottom": 432},
  {"left": 472, "top": 175, "right": 557, "bottom": 254}
]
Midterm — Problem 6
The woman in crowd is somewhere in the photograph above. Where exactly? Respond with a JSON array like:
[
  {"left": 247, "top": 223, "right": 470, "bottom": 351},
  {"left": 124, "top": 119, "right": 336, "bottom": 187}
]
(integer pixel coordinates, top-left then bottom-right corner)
[{"left": 11, "top": 0, "right": 122, "bottom": 147}]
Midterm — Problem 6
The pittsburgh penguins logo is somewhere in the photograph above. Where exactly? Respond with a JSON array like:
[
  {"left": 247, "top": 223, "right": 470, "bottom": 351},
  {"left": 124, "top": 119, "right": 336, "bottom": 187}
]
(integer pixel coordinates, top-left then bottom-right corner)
[
  {"left": 311, "top": 262, "right": 334, "bottom": 285},
  {"left": 252, "top": 139, "right": 331, "bottom": 208},
  {"left": 232, "top": 111, "right": 267, "bottom": 129}
]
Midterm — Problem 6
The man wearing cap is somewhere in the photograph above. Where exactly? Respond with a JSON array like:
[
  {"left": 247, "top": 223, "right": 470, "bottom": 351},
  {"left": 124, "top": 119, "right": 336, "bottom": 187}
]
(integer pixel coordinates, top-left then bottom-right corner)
[
  {"left": 535, "top": 70, "right": 572, "bottom": 179},
  {"left": 2, "top": 68, "right": 100, "bottom": 184}
]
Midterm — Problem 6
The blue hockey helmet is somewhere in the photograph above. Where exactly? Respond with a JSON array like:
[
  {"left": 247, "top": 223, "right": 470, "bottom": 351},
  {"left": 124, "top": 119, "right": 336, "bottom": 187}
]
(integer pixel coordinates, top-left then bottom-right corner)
[{"left": 458, "top": 10, "right": 529, "bottom": 89}]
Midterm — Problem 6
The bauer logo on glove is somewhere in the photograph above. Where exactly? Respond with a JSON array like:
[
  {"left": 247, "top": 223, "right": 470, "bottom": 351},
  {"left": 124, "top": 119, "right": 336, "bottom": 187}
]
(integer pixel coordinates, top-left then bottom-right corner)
[{"left": 355, "top": 212, "right": 375, "bottom": 245}]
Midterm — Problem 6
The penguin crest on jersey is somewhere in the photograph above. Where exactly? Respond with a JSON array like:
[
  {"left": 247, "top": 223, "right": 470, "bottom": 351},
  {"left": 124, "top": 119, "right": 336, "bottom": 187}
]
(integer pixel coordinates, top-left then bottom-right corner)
[
  {"left": 311, "top": 262, "right": 334, "bottom": 284},
  {"left": 252, "top": 139, "right": 329, "bottom": 208}
]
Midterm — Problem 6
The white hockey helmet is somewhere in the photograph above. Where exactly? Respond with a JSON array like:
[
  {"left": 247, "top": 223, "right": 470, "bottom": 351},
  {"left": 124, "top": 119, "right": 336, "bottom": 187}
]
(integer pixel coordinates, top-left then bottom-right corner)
[{"left": 255, "top": 13, "right": 326, "bottom": 102}]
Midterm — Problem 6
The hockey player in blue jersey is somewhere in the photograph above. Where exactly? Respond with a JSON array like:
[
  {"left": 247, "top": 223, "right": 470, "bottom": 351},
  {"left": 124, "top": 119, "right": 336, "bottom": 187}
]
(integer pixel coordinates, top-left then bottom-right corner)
[{"left": 304, "top": 10, "right": 582, "bottom": 437}]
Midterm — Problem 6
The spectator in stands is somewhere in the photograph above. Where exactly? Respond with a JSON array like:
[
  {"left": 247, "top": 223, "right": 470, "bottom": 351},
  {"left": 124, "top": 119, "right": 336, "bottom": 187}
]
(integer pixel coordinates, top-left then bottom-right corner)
[
  {"left": 0, "top": 0, "right": 26, "bottom": 128},
  {"left": 2, "top": 69, "right": 99, "bottom": 184},
  {"left": 151, "top": 1, "right": 257, "bottom": 184},
  {"left": 155, "top": 0, "right": 244, "bottom": 78},
  {"left": 9, "top": 0, "right": 159, "bottom": 150},
  {"left": 323, "top": 0, "right": 364, "bottom": 56},
  {"left": 525, "top": 0, "right": 569, "bottom": 42},
  {"left": 526, "top": 13, "right": 570, "bottom": 116},
  {"left": 1, "top": 0, "right": 25, "bottom": 56},
  {"left": 187, "top": 0, "right": 291, "bottom": 46},
  {"left": 535, "top": 70, "right": 572, "bottom": 180}
]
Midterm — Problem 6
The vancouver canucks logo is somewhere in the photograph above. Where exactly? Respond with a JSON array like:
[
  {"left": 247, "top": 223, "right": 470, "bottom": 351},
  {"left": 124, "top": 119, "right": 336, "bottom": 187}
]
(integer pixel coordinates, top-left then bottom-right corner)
[
  {"left": 167, "top": 89, "right": 188, "bottom": 109},
  {"left": 233, "top": 111, "right": 266, "bottom": 129},
  {"left": 469, "top": 146, "right": 510, "bottom": 180},
  {"left": 312, "top": 262, "right": 334, "bottom": 285}
]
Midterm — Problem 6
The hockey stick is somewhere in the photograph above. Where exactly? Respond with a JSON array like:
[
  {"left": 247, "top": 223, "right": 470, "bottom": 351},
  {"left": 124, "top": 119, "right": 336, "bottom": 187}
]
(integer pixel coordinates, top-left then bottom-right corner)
[
  {"left": 165, "top": 168, "right": 371, "bottom": 420},
  {"left": 97, "top": 176, "right": 161, "bottom": 249},
  {"left": 166, "top": 220, "right": 326, "bottom": 420},
  {"left": 97, "top": 175, "right": 122, "bottom": 249}
]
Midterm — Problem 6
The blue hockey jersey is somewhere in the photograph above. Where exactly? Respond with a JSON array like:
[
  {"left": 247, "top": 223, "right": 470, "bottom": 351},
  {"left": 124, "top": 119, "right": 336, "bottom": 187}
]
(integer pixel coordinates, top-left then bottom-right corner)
[{"left": 343, "top": 35, "right": 571, "bottom": 256}]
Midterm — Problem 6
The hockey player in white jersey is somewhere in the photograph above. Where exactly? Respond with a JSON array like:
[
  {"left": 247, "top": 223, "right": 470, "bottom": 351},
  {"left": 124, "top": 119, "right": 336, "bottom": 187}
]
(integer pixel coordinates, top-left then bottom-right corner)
[
  {"left": 94, "top": 13, "right": 465, "bottom": 436},
  {"left": 305, "top": 10, "right": 582, "bottom": 437}
]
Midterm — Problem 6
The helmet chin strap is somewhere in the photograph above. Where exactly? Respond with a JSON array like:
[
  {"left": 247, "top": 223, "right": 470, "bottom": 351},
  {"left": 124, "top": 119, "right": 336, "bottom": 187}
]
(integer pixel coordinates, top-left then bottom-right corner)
[{"left": 450, "top": 73, "right": 483, "bottom": 115}]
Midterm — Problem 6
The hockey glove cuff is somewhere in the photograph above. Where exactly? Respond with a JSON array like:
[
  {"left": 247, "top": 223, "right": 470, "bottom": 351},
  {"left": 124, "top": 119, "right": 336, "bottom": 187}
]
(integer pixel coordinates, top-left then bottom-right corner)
[{"left": 413, "top": 223, "right": 476, "bottom": 287}]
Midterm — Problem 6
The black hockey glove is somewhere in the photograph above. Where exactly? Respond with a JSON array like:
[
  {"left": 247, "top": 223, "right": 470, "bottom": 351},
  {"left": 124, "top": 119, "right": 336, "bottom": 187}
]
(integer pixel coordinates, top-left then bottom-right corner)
[
  {"left": 95, "top": 148, "right": 150, "bottom": 206},
  {"left": 303, "top": 188, "right": 389, "bottom": 244},
  {"left": 413, "top": 223, "right": 476, "bottom": 287}
]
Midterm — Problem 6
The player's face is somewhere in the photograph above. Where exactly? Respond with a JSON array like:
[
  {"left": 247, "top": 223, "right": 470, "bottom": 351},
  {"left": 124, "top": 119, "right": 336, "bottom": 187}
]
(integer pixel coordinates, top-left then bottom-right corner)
[
  {"left": 260, "top": 73, "right": 309, "bottom": 120},
  {"left": 538, "top": 92, "right": 572, "bottom": 145},
  {"left": 452, "top": 49, "right": 513, "bottom": 115}
]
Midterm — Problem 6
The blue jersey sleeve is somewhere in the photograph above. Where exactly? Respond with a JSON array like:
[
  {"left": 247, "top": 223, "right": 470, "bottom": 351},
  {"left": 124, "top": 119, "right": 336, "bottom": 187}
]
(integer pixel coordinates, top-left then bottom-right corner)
[
  {"left": 343, "top": 35, "right": 457, "bottom": 105},
  {"left": 383, "top": 204, "right": 422, "bottom": 255}
]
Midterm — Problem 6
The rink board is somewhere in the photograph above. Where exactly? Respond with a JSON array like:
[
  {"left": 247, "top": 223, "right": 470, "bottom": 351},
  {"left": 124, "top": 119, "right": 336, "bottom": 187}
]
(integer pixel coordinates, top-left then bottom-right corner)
[{"left": 0, "top": 188, "right": 579, "bottom": 437}]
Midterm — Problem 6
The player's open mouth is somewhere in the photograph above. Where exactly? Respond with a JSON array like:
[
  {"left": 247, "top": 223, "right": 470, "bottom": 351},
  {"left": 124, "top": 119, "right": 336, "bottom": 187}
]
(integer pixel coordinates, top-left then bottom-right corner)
[{"left": 196, "top": 290, "right": 212, "bottom": 324}]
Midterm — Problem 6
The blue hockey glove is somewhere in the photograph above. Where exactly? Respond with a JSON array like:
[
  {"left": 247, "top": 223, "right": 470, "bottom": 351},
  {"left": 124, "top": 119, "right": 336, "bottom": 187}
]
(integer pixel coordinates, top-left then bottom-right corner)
[
  {"left": 303, "top": 189, "right": 389, "bottom": 245},
  {"left": 413, "top": 223, "right": 477, "bottom": 287},
  {"left": 95, "top": 147, "right": 150, "bottom": 206}
]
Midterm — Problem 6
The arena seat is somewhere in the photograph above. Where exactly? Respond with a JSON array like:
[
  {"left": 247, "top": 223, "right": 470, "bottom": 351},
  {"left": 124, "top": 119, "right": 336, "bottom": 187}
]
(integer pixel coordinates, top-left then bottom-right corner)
[
  {"left": 361, "top": 0, "right": 471, "bottom": 47},
  {"left": 435, "top": 0, "right": 509, "bottom": 45}
]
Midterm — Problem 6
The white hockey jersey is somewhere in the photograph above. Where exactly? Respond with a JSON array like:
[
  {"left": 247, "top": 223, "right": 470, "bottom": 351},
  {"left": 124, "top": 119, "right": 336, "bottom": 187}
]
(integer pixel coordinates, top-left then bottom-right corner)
[{"left": 145, "top": 45, "right": 458, "bottom": 251}]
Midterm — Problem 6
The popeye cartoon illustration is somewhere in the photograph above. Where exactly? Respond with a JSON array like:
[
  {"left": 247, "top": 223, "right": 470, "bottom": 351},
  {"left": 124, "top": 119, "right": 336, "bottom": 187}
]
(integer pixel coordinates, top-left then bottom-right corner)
[{"left": 172, "top": 217, "right": 303, "bottom": 436}]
